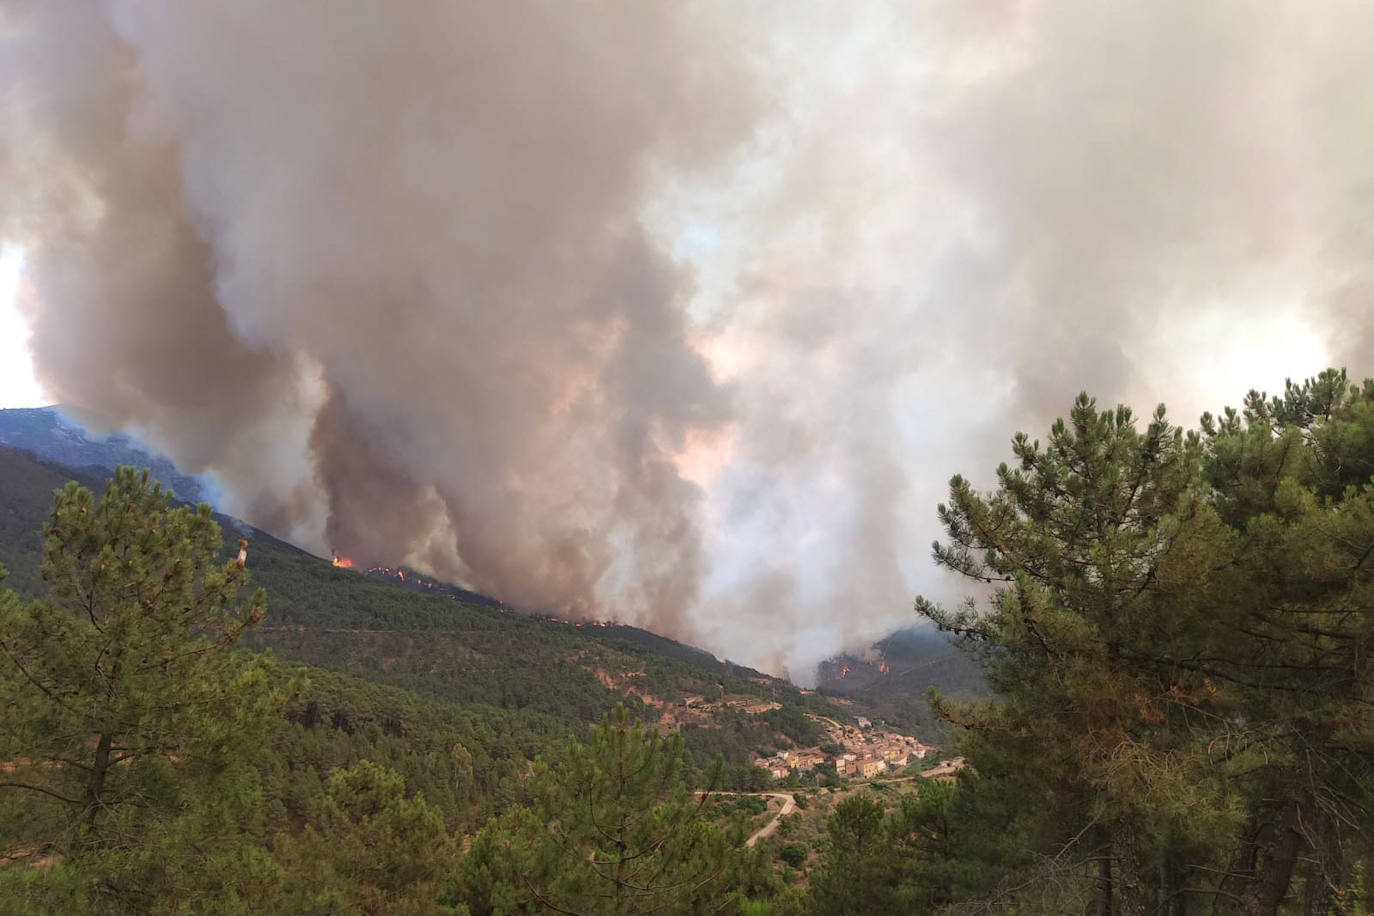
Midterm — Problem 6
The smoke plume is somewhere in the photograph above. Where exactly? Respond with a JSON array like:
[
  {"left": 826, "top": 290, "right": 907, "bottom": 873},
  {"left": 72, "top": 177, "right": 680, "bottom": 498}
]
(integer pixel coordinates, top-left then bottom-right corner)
[{"left": 4, "top": 1, "right": 1374, "bottom": 680}]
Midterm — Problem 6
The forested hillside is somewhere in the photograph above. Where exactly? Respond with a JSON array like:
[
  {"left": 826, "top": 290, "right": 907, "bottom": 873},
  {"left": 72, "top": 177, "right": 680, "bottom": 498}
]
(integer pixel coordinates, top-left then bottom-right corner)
[
  {"left": 816, "top": 626, "right": 986, "bottom": 743},
  {"left": 2, "top": 370, "right": 1372, "bottom": 913},
  {"left": 0, "top": 444, "right": 859, "bottom": 773}
]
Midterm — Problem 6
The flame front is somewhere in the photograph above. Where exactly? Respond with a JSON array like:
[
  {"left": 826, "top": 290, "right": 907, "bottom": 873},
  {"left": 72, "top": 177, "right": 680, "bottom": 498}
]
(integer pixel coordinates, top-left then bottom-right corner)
[{"left": 331, "top": 554, "right": 354, "bottom": 569}]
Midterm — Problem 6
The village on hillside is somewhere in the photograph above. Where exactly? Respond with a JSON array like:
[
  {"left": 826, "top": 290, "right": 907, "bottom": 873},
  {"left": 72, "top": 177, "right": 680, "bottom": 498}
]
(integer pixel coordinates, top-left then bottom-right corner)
[{"left": 752, "top": 713, "right": 961, "bottom": 782}]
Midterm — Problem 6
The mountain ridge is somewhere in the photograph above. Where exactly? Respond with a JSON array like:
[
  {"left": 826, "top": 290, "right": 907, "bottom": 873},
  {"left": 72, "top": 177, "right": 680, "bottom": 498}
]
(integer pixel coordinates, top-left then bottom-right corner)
[
  {"left": 0, "top": 405, "right": 207, "bottom": 503},
  {"left": 0, "top": 406, "right": 985, "bottom": 741},
  {"left": 0, "top": 441, "right": 922, "bottom": 769}
]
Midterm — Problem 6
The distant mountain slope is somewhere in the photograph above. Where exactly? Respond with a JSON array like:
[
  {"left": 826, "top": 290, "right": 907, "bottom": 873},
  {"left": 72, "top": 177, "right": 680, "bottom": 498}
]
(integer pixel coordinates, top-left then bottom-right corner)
[
  {"left": 0, "top": 445, "right": 98, "bottom": 598},
  {"left": 816, "top": 625, "right": 988, "bottom": 742},
  {"left": 0, "top": 406, "right": 205, "bottom": 504},
  {"left": 0, "top": 443, "right": 867, "bottom": 765},
  {"left": 0, "top": 441, "right": 987, "bottom": 758}
]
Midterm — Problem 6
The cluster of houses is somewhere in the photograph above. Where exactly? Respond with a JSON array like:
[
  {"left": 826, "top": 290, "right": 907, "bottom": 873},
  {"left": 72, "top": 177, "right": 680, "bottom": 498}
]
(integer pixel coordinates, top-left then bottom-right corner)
[
  {"left": 754, "top": 749, "right": 829, "bottom": 780},
  {"left": 752, "top": 715, "right": 937, "bottom": 781},
  {"left": 833, "top": 730, "right": 934, "bottom": 778}
]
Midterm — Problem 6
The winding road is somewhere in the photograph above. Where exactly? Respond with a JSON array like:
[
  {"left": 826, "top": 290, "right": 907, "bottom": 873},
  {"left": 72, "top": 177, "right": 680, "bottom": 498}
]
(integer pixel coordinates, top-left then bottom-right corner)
[
  {"left": 699, "top": 791, "right": 798, "bottom": 847},
  {"left": 745, "top": 792, "right": 796, "bottom": 847}
]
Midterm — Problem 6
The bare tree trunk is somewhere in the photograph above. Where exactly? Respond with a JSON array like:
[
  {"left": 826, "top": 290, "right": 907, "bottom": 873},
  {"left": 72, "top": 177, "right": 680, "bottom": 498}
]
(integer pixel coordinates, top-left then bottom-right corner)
[
  {"left": 1116, "top": 822, "right": 1149, "bottom": 916},
  {"left": 1301, "top": 856, "right": 1335, "bottom": 916},
  {"left": 1159, "top": 855, "right": 1172, "bottom": 916},
  {"left": 81, "top": 731, "right": 113, "bottom": 830},
  {"left": 1236, "top": 799, "right": 1304, "bottom": 916},
  {"left": 1094, "top": 855, "right": 1113, "bottom": 916}
]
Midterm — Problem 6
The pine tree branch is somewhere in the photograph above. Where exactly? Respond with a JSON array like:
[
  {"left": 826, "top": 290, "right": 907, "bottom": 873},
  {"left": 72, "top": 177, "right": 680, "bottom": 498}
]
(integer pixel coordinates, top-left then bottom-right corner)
[{"left": 0, "top": 781, "right": 83, "bottom": 805}]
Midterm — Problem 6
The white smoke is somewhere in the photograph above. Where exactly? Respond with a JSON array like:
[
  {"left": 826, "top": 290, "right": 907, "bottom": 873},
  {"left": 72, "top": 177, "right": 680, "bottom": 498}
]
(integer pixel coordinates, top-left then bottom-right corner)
[{"left": 3, "top": 1, "right": 1368, "bottom": 682}]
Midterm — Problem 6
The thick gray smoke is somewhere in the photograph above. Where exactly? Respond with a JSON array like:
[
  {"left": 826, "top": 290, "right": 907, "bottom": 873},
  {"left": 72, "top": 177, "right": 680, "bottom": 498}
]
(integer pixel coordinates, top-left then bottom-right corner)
[
  {"left": 1, "top": 0, "right": 754, "bottom": 637},
  {"left": 4, "top": 1, "right": 1373, "bottom": 681},
  {"left": 674, "top": 1, "right": 1374, "bottom": 678}
]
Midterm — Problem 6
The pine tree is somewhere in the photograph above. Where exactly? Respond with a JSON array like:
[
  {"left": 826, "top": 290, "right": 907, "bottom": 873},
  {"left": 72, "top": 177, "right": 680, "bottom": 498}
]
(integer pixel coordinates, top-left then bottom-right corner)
[
  {"left": 919, "top": 374, "right": 1374, "bottom": 912},
  {"left": 1195, "top": 370, "right": 1374, "bottom": 913},
  {"left": 806, "top": 794, "right": 894, "bottom": 915},
  {"left": 806, "top": 782, "right": 979, "bottom": 915},
  {"left": 918, "top": 396, "right": 1238, "bottom": 912},
  {"left": 449, "top": 705, "right": 752, "bottom": 915},
  {"left": 275, "top": 759, "right": 455, "bottom": 914},
  {"left": 0, "top": 468, "right": 283, "bottom": 910}
]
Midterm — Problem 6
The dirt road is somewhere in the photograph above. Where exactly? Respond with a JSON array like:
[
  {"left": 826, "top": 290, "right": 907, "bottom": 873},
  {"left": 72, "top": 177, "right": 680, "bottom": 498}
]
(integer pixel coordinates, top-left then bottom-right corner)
[
  {"left": 745, "top": 793, "right": 796, "bottom": 847},
  {"left": 696, "top": 791, "right": 798, "bottom": 848}
]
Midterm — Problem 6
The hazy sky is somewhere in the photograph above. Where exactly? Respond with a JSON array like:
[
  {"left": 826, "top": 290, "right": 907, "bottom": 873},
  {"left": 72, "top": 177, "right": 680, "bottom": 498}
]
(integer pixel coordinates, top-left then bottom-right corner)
[
  {"left": 1, "top": 1, "right": 1365, "bottom": 680},
  {"left": 0, "top": 246, "right": 44, "bottom": 408}
]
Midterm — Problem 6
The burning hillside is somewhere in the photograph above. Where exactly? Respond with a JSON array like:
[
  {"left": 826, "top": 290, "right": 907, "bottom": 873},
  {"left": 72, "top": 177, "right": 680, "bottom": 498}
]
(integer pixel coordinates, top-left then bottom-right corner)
[{"left": 8, "top": 1, "right": 1371, "bottom": 683}]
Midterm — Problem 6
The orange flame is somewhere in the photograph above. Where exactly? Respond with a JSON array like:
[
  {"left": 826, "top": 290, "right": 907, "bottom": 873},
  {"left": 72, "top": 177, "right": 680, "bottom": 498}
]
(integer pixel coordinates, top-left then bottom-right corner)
[
  {"left": 331, "top": 555, "right": 354, "bottom": 569},
  {"left": 879, "top": 660, "right": 890, "bottom": 674},
  {"left": 840, "top": 665, "right": 850, "bottom": 678}
]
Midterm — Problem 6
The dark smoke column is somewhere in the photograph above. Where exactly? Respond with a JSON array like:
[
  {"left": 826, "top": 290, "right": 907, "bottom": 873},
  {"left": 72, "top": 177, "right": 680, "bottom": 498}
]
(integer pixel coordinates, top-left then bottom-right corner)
[{"left": 0, "top": 0, "right": 757, "bottom": 639}]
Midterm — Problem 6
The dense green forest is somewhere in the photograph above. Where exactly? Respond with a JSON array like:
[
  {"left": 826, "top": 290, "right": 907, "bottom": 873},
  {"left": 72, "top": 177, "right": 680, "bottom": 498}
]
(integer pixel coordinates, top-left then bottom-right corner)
[
  {"left": 2, "top": 369, "right": 1372, "bottom": 913},
  {"left": 0, "top": 444, "right": 851, "bottom": 773}
]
